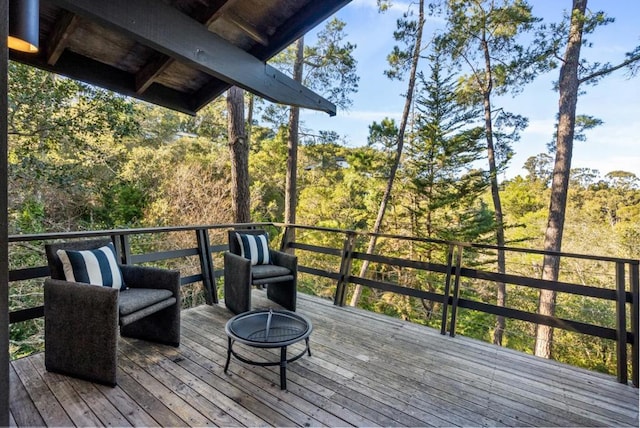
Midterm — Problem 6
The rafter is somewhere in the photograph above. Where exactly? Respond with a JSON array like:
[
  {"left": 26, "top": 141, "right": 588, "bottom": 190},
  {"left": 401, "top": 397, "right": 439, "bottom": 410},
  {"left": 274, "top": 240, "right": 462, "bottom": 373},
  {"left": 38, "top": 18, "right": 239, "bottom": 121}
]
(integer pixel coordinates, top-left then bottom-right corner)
[
  {"left": 46, "top": 10, "right": 79, "bottom": 66},
  {"left": 224, "top": 11, "right": 269, "bottom": 46},
  {"left": 135, "top": 0, "right": 230, "bottom": 95},
  {"left": 55, "top": 0, "right": 332, "bottom": 113},
  {"left": 135, "top": 52, "right": 173, "bottom": 94}
]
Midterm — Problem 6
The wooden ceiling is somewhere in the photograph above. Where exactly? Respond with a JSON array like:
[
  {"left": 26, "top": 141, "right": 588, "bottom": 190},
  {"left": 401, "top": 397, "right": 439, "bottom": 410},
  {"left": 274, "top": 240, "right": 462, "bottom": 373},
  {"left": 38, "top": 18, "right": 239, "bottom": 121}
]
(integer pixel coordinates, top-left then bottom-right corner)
[{"left": 9, "top": 0, "right": 352, "bottom": 115}]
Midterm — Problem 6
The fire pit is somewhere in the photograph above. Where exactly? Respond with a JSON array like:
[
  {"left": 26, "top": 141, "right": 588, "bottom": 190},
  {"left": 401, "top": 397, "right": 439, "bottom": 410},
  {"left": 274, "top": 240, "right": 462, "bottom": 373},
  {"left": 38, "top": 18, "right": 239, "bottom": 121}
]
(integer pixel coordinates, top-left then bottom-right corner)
[{"left": 224, "top": 309, "right": 312, "bottom": 389}]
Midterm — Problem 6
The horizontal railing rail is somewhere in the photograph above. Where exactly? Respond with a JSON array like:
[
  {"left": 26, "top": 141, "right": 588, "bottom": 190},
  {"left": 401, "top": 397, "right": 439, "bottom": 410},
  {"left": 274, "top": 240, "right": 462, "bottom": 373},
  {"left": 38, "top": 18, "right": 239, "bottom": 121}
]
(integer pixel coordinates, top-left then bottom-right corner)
[
  {"left": 279, "top": 223, "right": 639, "bottom": 387},
  {"left": 7, "top": 222, "right": 638, "bottom": 387},
  {"left": 8, "top": 223, "right": 273, "bottom": 323}
]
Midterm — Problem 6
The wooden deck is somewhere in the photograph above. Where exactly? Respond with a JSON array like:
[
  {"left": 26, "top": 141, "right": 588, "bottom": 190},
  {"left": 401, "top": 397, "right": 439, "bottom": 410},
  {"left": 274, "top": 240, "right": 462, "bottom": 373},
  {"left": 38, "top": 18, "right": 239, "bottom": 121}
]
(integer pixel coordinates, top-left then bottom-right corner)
[{"left": 9, "top": 291, "right": 639, "bottom": 427}]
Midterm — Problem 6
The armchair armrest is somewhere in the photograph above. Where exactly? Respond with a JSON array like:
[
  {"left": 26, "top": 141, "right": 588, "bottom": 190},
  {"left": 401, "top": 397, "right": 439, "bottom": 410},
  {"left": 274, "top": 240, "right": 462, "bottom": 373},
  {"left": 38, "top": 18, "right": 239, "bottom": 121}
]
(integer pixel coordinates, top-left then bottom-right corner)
[
  {"left": 225, "top": 251, "right": 251, "bottom": 267},
  {"left": 224, "top": 251, "right": 252, "bottom": 314},
  {"left": 224, "top": 251, "right": 251, "bottom": 283},
  {"left": 270, "top": 250, "right": 297, "bottom": 273},
  {"left": 119, "top": 265, "right": 180, "bottom": 298},
  {"left": 44, "top": 278, "right": 119, "bottom": 323},
  {"left": 44, "top": 278, "right": 119, "bottom": 384}
]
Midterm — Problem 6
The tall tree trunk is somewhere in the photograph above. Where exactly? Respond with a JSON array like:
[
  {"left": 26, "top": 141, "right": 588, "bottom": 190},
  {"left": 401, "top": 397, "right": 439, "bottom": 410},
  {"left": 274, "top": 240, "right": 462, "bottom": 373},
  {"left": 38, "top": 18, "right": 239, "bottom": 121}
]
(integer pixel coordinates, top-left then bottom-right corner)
[
  {"left": 479, "top": 37, "right": 507, "bottom": 346},
  {"left": 535, "top": 0, "right": 586, "bottom": 359},
  {"left": 247, "top": 93, "right": 254, "bottom": 146},
  {"left": 284, "top": 37, "right": 304, "bottom": 250},
  {"left": 350, "top": 0, "right": 424, "bottom": 307},
  {"left": 226, "top": 86, "right": 250, "bottom": 223}
]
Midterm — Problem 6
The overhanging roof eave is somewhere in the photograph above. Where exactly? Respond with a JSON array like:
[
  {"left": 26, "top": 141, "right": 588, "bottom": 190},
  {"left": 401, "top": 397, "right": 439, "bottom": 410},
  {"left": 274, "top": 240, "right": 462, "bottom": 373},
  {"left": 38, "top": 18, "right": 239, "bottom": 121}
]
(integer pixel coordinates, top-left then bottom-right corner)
[{"left": 50, "top": 0, "right": 337, "bottom": 116}]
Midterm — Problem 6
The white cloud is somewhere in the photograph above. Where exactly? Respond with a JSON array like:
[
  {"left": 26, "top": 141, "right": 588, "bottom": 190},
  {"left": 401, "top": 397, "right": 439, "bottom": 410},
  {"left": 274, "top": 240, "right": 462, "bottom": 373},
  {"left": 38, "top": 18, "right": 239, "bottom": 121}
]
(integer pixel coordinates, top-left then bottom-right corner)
[{"left": 522, "top": 119, "right": 556, "bottom": 136}]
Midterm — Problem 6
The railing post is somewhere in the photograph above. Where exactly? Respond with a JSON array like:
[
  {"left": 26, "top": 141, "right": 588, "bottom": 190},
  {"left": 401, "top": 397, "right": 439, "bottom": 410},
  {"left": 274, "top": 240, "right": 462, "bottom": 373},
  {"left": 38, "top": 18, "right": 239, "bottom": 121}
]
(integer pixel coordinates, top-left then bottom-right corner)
[
  {"left": 448, "top": 245, "right": 463, "bottom": 337},
  {"left": 280, "top": 225, "right": 295, "bottom": 255},
  {"left": 119, "top": 234, "right": 132, "bottom": 265},
  {"left": 615, "top": 262, "right": 628, "bottom": 384},
  {"left": 440, "top": 244, "right": 455, "bottom": 335},
  {"left": 196, "top": 229, "right": 216, "bottom": 305},
  {"left": 631, "top": 261, "right": 639, "bottom": 388},
  {"left": 334, "top": 232, "right": 356, "bottom": 307}
]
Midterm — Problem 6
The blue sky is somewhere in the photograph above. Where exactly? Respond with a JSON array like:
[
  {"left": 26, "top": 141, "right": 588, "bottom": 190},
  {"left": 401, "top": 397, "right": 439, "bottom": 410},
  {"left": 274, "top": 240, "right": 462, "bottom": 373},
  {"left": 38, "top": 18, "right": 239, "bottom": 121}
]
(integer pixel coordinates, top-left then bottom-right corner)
[{"left": 299, "top": 0, "right": 640, "bottom": 180}]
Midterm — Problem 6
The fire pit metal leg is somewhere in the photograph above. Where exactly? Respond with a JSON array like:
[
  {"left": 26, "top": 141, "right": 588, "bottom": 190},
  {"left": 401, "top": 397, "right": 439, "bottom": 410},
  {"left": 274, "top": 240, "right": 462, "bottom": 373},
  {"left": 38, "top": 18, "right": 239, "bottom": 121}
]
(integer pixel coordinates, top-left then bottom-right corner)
[
  {"left": 280, "top": 346, "right": 287, "bottom": 390},
  {"left": 224, "top": 337, "right": 233, "bottom": 373}
]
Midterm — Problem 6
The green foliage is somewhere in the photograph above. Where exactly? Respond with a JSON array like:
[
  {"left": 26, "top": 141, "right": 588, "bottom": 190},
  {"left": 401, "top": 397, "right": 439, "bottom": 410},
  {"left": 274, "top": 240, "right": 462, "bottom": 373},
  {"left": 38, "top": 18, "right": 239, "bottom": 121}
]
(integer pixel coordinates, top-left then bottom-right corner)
[
  {"left": 500, "top": 163, "right": 640, "bottom": 374},
  {"left": 523, "top": 153, "right": 553, "bottom": 185},
  {"left": 404, "top": 44, "right": 492, "bottom": 245},
  {"left": 298, "top": 143, "right": 374, "bottom": 230},
  {"left": 439, "top": 0, "right": 545, "bottom": 96},
  {"left": 384, "top": 11, "right": 418, "bottom": 80},
  {"left": 548, "top": 114, "right": 604, "bottom": 151},
  {"left": 269, "top": 18, "right": 359, "bottom": 112},
  {"left": 501, "top": 176, "right": 546, "bottom": 218},
  {"left": 249, "top": 127, "right": 288, "bottom": 222},
  {"left": 304, "top": 18, "right": 359, "bottom": 109},
  {"left": 96, "top": 183, "right": 148, "bottom": 227},
  {"left": 8, "top": 62, "right": 141, "bottom": 232}
]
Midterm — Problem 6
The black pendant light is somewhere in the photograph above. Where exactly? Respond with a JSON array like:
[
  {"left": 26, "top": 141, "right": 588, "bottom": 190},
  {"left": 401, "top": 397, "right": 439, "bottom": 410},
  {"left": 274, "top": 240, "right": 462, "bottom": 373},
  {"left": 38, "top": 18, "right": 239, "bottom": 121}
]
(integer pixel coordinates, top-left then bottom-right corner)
[{"left": 8, "top": 0, "right": 39, "bottom": 53}]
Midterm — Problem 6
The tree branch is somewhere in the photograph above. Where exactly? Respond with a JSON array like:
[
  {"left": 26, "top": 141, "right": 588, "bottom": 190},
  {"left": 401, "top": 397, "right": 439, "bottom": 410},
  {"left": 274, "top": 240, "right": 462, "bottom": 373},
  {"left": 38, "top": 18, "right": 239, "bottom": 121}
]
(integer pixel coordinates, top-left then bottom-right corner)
[{"left": 579, "top": 52, "right": 640, "bottom": 84}]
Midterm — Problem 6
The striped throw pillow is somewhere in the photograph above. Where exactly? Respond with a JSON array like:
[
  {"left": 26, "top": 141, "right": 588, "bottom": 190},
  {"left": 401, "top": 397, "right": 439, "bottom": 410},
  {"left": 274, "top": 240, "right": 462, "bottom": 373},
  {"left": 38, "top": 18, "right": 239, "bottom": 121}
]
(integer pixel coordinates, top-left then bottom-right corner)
[
  {"left": 56, "top": 243, "right": 126, "bottom": 290},
  {"left": 235, "top": 233, "right": 271, "bottom": 265}
]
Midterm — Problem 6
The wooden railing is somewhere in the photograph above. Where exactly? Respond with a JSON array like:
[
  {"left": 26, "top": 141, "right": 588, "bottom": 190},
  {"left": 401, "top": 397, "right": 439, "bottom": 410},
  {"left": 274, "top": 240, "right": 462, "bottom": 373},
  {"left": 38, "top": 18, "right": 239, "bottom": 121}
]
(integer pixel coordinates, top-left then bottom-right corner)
[
  {"left": 7, "top": 223, "right": 639, "bottom": 387},
  {"left": 8, "top": 223, "right": 272, "bottom": 323}
]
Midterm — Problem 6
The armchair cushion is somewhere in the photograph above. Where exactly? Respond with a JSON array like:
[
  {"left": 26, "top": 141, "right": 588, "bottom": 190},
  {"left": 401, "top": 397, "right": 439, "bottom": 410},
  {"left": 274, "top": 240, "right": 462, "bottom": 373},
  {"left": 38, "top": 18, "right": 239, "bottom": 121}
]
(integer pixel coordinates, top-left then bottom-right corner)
[
  {"left": 251, "top": 264, "right": 292, "bottom": 280},
  {"left": 235, "top": 232, "right": 271, "bottom": 265},
  {"left": 118, "top": 288, "right": 174, "bottom": 316},
  {"left": 56, "top": 243, "right": 125, "bottom": 290}
]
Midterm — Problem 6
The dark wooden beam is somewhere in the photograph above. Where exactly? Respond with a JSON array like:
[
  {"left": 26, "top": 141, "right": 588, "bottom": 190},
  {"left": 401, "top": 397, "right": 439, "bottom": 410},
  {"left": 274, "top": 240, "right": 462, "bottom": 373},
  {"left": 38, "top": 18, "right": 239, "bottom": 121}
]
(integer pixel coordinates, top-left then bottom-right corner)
[
  {"left": 190, "top": 0, "right": 230, "bottom": 25},
  {"left": 190, "top": 77, "right": 232, "bottom": 113},
  {"left": 224, "top": 11, "right": 269, "bottom": 46},
  {"left": 46, "top": 10, "right": 79, "bottom": 65},
  {"left": 249, "top": 0, "right": 351, "bottom": 61},
  {"left": 52, "top": 0, "right": 336, "bottom": 115},
  {"left": 194, "top": 0, "right": 352, "bottom": 111},
  {"left": 135, "top": 0, "right": 229, "bottom": 95},
  {"left": 135, "top": 52, "right": 173, "bottom": 94},
  {"left": 0, "top": 0, "right": 10, "bottom": 424},
  {"left": 10, "top": 50, "right": 198, "bottom": 115}
]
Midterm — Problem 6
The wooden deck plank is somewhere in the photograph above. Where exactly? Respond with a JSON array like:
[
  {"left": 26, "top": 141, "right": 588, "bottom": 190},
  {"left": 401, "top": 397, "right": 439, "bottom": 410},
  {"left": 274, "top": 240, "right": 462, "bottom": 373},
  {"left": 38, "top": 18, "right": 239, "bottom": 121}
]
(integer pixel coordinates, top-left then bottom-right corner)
[
  {"left": 120, "top": 337, "right": 271, "bottom": 427},
  {"left": 9, "top": 409, "right": 16, "bottom": 427},
  {"left": 28, "top": 354, "right": 103, "bottom": 427},
  {"left": 296, "top": 305, "right": 556, "bottom": 427},
  {"left": 303, "top": 322, "right": 526, "bottom": 426},
  {"left": 182, "top": 309, "right": 388, "bottom": 425},
  {"left": 299, "top": 294, "right": 638, "bottom": 426},
  {"left": 92, "top": 382, "right": 162, "bottom": 427},
  {"left": 117, "top": 351, "right": 215, "bottom": 426},
  {"left": 11, "top": 357, "right": 74, "bottom": 427},
  {"left": 120, "top": 341, "right": 243, "bottom": 427},
  {"left": 149, "top": 342, "right": 300, "bottom": 427},
  {"left": 64, "top": 376, "right": 132, "bottom": 427},
  {"left": 188, "top": 304, "right": 451, "bottom": 427},
  {"left": 9, "top": 365, "right": 44, "bottom": 427},
  {"left": 175, "top": 332, "right": 378, "bottom": 427},
  {"left": 180, "top": 314, "right": 348, "bottom": 427},
  {"left": 8, "top": 291, "right": 639, "bottom": 427},
  {"left": 113, "top": 364, "right": 189, "bottom": 427}
]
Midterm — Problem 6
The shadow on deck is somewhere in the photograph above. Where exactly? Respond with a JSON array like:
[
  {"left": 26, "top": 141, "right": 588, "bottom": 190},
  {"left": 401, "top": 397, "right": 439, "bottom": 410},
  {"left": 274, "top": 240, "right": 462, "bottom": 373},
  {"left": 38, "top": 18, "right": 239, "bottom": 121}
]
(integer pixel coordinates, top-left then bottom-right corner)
[{"left": 9, "top": 291, "right": 640, "bottom": 427}]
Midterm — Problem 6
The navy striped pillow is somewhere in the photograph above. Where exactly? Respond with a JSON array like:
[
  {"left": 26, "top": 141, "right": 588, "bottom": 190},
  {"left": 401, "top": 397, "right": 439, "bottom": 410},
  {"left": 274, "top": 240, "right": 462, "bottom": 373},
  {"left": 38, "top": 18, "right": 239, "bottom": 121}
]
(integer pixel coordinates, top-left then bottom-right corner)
[
  {"left": 56, "top": 243, "right": 126, "bottom": 290},
  {"left": 235, "top": 233, "right": 271, "bottom": 265}
]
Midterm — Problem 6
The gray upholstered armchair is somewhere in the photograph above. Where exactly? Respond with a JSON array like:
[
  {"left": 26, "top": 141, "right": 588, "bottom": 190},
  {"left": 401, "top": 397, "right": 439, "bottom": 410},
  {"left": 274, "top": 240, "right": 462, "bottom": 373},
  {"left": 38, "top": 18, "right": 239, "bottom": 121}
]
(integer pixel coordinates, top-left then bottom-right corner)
[
  {"left": 44, "top": 239, "right": 180, "bottom": 386},
  {"left": 224, "top": 229, "right": 297, "bottom": 314}
]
